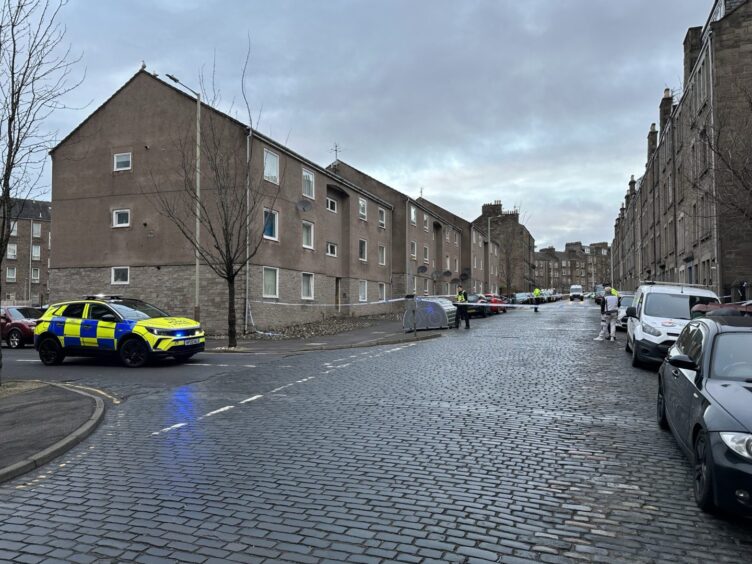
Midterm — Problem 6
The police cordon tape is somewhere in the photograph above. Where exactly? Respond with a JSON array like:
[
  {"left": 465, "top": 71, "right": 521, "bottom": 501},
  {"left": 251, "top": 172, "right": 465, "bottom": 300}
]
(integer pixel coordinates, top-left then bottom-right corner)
[{"left": 247, "top": 295, "right": 566, "bottom": 311}]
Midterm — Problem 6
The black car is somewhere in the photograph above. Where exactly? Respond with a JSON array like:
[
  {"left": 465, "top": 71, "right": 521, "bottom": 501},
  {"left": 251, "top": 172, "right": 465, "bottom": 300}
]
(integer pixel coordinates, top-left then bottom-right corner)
[
  {"left": 657, "top": 316, "right": 752, "bottom": 515},
  {"left": 465, "top": 293, "right": 489, "bottom": 318}
]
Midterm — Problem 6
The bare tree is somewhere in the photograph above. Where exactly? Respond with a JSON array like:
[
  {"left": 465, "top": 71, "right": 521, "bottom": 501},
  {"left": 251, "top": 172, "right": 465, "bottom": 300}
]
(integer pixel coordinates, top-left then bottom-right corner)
[
  {"left": 150, "top": 55, "right": 283, "bottom": 348},
  {"left": 0, "top": 0, "right": 80, "bottom": 376}
]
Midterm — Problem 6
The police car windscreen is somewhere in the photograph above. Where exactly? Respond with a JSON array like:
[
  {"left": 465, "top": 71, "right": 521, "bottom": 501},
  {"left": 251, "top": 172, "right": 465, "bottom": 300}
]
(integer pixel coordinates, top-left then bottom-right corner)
[
  {"left": 109, "top": 300, "right": 170, "bottom": 320},
  {"left": 644, "top": 294, "right": 719, "bottom": 320}
]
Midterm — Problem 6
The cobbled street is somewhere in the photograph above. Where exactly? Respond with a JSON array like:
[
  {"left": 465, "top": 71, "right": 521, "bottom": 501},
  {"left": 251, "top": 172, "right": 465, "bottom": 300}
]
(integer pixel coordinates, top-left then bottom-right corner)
[{"left": 1, "top": 303, "right": 751, "bottom": 563}]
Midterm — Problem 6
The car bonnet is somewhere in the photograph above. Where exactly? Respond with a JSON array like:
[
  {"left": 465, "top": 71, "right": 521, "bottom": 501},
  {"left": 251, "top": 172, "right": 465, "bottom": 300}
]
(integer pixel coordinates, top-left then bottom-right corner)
[
  {"left": 137, "top": 317, "right": 201, "bottom": 330},
  {"left": 705, "top": 380, "right": 752, "bottom": 433}
]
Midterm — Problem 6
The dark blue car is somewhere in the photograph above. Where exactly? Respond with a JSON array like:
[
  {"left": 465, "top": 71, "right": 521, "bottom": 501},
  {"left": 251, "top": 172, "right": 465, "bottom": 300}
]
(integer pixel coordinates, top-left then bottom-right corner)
[{"left": 657, "top": 315, "right": 752, "bottom": 515}]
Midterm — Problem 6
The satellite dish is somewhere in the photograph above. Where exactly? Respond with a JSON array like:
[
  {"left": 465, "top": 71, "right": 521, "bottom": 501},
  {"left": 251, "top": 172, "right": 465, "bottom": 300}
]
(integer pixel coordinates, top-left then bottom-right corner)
[
  {"left": 295, "top": 199, "right": 313, "bottom": 212},
  {"left": 417, "top": 265, "right": 428, "bottom": 274},
  {"left": 460, "top": 273, "right": 469, "bottom": 281},
  {"left": 443, "top": 270, "right": 452, "bottom": 277},
  {"left": 450, "top": 278, "right": 461, "bottom": 284},
  {"left": 462, "top": 267, "right": 471, "bottom": 274}
]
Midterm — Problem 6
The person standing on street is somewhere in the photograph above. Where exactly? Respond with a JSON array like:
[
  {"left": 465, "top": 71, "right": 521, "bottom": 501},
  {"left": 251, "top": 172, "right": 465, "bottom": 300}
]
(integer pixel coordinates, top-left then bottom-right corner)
[
  {"left": 455, "top": 285, "right": 470, "bottom": 329},
  {"left": 595, "top": 285, "right": 619, "bottom": 341}
]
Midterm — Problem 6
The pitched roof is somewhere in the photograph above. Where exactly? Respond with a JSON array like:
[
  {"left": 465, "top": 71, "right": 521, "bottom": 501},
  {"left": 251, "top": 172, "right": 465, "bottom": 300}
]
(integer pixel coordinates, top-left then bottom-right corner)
[{"left": 9, "top": 199, "right": 51, "bottom": 221}]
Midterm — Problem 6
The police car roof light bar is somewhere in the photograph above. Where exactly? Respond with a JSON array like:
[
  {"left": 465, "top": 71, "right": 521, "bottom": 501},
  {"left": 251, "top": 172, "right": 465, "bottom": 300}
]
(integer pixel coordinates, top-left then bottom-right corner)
[{"left": 83, "top": 294, "right": 123, "bottom": 300}]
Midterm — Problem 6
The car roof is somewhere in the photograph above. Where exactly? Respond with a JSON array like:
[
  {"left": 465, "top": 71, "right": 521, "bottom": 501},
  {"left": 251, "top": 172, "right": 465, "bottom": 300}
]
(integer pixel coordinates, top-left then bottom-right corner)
[
  {"left": 639, "top": 284, "right": 718, "bottom": 297},
  {"left": 699, "top": 317, "right": 752, "bottom": 330}
]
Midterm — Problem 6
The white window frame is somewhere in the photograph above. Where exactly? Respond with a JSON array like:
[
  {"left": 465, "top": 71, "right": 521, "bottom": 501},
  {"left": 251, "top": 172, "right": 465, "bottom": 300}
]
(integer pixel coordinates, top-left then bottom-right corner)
[
  {"left": 358, "top": 198, "right": 367, "bottom": 220},
  {"left": 359, "top": 239, "right": 368, "bottom": 262},
  {"left": 302, "top": 221, "right": 314, "bottom": 249},
  {"left": 326, "top": 242, "right": 338, "bottom": 257},
  {"left": 445, "top": 228, "right": 450, "bottom": 242},
  {"left": 454, "top": 258, "right": 458, "bottom": 272},
  {"left": 111, "top": 266, "right": 129, "bottom": 285},
  {"left": 112, "top": 209, "right": 131, "bottom": 228},
  {"left": 10, "top": 221, "right": 17, "bottom": 237},
  {"left": 454, "top": 232, "right": 459, "bottom": 246},
  {"left": 263, "top": 208, "right": 279, "bottom": 241},
  {"left": 378, "top": 282, "right": 386, "bottom": 301},
  {"left": 359, "top": 280, "right": 367, "bottom": 302},
  {"left": 6, "top": 243, "right": 16, "bottom": 260},
  {"left": 263, "top": 148, "right": 279, "bottom": 184},
  {"left": 113, "top": 152, "right": 132, "bottom": 171},
  {"left": 423, "top": 246, "right": 429, "bottom": 264},
  {"left": 32, "top": 244, "right": 41, "bottom": 261},
  {"left": 262, "top": 266, "right": 279, "bottom": 298},
  {"left": 31, "top": 267, "right": 40, "bottom": 283},
  {"left": 423, "top": 214, "right": 429, "bottom": 232},
  {"left": 423, "top": 278, "right": 429, "bottom": 295},
  {"left": 6, "top": 267, "right": 16, "bottom": 282},
  {"left": 326, "top": 197, "right": 337, "bottom": 213},
  {"left": 410, "top": 206, "right": 417, "bottom": 225},
  {"left": 378, "top": 244, "right": 386, "bottom": 266},
  {"left": 301, "top": 272, "right": 314, "bottom": 300},
  {"left": 410, "top": 241, "right": 417, "bottom": 260},
  {"left": 302, "top": 168, "right": 315, "bottom": 199},
  {"left": 412, "top": 277, "right": 417, "bottom": 293},
  {"left": 378, "top": 208, "right": 386, "bottom": 229},
  {"left": 32, "top": 222, "right": 42, "bottom": 238}
]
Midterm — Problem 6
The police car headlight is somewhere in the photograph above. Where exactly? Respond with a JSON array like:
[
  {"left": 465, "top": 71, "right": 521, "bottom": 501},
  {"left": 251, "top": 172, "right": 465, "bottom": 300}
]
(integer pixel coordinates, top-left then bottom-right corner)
[
  {"left": 146, "top": 327, "right": 170, "bottom": 336},
  {"left": 720, "top": 433, "right": 752, "bottom": 460},
  {"left": 641, "top": 322, "right": 661, "bottom": 337}
]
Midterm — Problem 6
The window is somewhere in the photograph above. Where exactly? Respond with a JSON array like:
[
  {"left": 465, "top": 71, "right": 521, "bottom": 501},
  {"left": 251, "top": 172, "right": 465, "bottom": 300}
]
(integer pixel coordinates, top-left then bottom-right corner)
[
  {"left": 378, "top": 208, "right": 386, "bottom": 229},
  {"left": 480, "top": 259, "right": 483, "bottom": 270},
  {"left": 112, "top": 209, "right": 130, "bottom": 227},
  {"left": 359, "top": 280, "right": 367, "bottom": 302},
  {"left": 358, "top": 198, "right": 367, "bottom": 220},
  {"left": 263, "top": 149, "right": 279, "bottom": 184},
  {"left": 89, "top": 303, "right": 115, "bottom": 321},
  {"left": 113, "top": 152, "right": 131, "bottom": 171},
  {"left": 31, "top": 268, "right": 40, "bottom": 283},
  {"left": 445, "top": 228, "right": 450, "bottom": 242},
  {"left": 423, "top": 214, "right": 429, "bottom": 231},
  {"left": 326, "top": 197, "right": 337, "bottom": 213},
  {"left": 378, "top": 283, "right": 386, "bottom": 301},
  {"left": 473, "top": 255, "right": 477, "bottom": 268},
  {"left": 454, "top": 258, "right": 458, "bottom": 272},
  {"left": 10, "top": 221, "right": 17, "bottom": 237},
  {"left": 410, "top": 206, "right": 417, "bottom": 225},
  {"left": 423, "top": 246, "right": 429, "bottom": 264},
  {"left": 263, "top": 209, "right": 278, "bottom": 241},
  {"left": 412, "top": 277, "right": 417, "bottom": 293},
  {"left": 62, "top": 302, "right": 85, "bottom": 318},
  {"left": 6, "top": 267, "right": 16, "bottom": 282},
  {"left": 302, "top": 221, "right": 314, "bottom": 249},
  {"left": 6, "top": 243, "right": 16, "bottom": 260},
  {"left": 410, "top": 241, "right": 417, "bottom": 259},
  {"left": 32, "top": 222, "right": 41, "bottom": 238},
  {"left": 263, "top": 267, "right": 279, "bottom": 298},
  {"left": 302, "top": 168, "right": 315, "bottom": 198},
  {"left": 359, "top": 239, "right": 367, "bottom": 261},
  {"left": 446, "top": 255, "right": 450, "bottom": 270},
  {"left": 301, "top": 273, "right": 314, "bottom": 300},
  {"left": 326, "top": 242, "right": 338, "bottom": 257},
  {"left": 472, "top": 231, "right": 476, "bottom": 244},
  {"left": 454, "top": 232, "right": 459, "bottom": 246},
  {"left": 423, "top": 278, "right": 429, "bottom": 295},
  {"left": 111, "top": 266, "right": 129, "bottom": 284},
  {"left": 378, "top": 244, "right": 386, "bottom": 265},
  {"left": 32, "top": 244, "right": 41, "bottom": 261}
]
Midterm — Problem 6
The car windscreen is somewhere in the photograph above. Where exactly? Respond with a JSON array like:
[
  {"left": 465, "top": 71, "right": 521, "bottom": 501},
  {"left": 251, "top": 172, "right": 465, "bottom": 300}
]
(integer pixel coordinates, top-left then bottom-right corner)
[
  {"left": 619, "top": 296, "right": 634, "bottom": 308},
  {"left": 515, "top": 293, "right": 528, "bottom": 299},
  {"left": 8, "top": 307, "right": 43, "bottom": 319},
  {"left": 570, "top": 286, "right": 582, "bottom": 292},
  {"left": 711, "top": 333, "right": 752, "bottom": 381},
  {"left": 644, "top": 293, "right": 719, "bottom": 320},
  {"left": 108, "top": 300, "right": 170, "bottom": 320}
]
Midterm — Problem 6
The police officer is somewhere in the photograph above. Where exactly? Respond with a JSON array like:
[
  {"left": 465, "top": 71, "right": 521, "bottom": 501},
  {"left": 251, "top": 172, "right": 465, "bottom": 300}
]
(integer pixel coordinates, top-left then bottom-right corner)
[
  {"left": 455, "top": 284, "right": 470, "bottom": 329},
  {"left": 533, "top": 288, "right": 541, "bottom": 304}
]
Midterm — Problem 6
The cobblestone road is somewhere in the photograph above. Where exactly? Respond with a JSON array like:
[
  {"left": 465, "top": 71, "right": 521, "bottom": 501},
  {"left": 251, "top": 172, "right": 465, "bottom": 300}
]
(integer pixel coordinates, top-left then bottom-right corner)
[{"left": 1, "top": 302, "right": 751, "bottom": 563}]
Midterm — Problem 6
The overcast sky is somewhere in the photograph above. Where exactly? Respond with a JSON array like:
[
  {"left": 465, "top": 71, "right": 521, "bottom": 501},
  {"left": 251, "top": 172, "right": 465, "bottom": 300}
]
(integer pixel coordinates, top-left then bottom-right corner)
[{"left": 47, "top": 0, "right": 713, "bottom": 249}]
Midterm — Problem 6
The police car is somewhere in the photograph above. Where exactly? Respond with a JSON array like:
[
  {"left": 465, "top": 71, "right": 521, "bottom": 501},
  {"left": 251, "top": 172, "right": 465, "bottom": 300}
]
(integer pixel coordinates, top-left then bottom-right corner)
[{"left": 34, "top": 295, "right": 205, "bottom": 367}]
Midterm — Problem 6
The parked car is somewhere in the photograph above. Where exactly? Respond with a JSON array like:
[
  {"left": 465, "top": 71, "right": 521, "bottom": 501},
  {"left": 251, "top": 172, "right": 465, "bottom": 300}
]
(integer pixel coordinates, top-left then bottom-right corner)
[
  {"left": 34, "top": 296, "right": 205, "bottom": 367},
  {"left": 465, "top": 293, "right": 489, "bottom": 318},
  {"left": 513, "top": 292, "right": 533, "bottom": 305},
  {"left": 657, "top": 316, "right": 752, "bottom": 515},
  {"left": 1, "top": 306, "right": 44, "bottom": 349},
  {"left": 483, "top": 293, "right": 506, "bottom": 314},
  {"left": 625, "top": 282, "right": 720, "bottom": 367},
  {"left": 615, "top": 293, "right": 634, "bottom": 330},
  {"left": 569, "top": 285, "right": 584, "bottom": 301}
]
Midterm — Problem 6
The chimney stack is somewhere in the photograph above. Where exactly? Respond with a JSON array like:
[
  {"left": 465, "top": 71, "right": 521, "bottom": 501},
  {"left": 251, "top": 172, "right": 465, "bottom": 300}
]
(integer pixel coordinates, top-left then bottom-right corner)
[
  {"left": 659, "top": 88, "right": 673, "bottom": 130},
  {"left": 647, "top": 123, "right": 658, "bottom": 161},
  {"left": 683, "top": 27, "right": 703, "bottom": 88}
]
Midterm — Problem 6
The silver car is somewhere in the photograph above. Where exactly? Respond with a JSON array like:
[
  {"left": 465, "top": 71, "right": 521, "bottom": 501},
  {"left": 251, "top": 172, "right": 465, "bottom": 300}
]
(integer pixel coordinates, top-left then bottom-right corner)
[{"left": 616, "top": 294, "right": 634, "bottom": 330}]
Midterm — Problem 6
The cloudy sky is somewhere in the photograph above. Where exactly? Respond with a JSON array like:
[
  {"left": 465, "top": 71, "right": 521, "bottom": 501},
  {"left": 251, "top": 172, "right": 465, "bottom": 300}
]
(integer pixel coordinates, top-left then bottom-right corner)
[{"left": 47, "top": 0, "right": 713, "bottom": 249}]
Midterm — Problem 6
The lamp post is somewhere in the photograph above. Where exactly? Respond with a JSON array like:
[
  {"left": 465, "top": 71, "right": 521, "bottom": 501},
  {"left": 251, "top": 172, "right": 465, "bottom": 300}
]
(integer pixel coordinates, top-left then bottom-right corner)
[{"left": 166, "top": 73, "right": 201, "bottom": 321}]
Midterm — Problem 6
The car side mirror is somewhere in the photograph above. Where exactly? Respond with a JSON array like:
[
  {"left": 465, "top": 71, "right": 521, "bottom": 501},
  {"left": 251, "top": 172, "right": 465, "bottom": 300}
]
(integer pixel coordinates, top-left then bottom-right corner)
[
  {"left": 668, "top": 354, "right": 698, "bottom": 371},
  {"left": 626, "top": 306, "right": 637, "bottom": 318},
  {"left": 100, "top": 313, "right": 117, "bottom": 322}
]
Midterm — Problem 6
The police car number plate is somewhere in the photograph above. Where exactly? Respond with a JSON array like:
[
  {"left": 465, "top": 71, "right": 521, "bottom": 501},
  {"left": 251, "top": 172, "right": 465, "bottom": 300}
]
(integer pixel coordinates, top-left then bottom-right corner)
[{"left": 183, "top": 338, "right": 200, "bottom": 345}]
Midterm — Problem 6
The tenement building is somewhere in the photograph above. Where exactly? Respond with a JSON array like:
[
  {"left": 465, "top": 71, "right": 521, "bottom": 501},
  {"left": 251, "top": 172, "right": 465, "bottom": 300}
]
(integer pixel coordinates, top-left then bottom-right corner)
[
  {"left": 612, "top": 0, "right": 752, "bottom": 300},
  {"left": 534, "top": 241, "right": 611, "bottom": 293},
  {"left": 49, "top": 70, "right": 534, "bottom": 331}
]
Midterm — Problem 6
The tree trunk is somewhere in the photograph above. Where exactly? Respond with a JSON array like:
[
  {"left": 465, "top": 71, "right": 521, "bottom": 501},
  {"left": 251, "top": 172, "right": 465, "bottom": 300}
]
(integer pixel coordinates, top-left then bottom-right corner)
[{"left": 227, "top": 275, "right": 237, "bottom": 348}]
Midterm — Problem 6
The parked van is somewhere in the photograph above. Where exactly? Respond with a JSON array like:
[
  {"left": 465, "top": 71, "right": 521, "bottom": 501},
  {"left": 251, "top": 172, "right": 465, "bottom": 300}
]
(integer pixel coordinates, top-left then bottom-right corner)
[
  {"left": 569, "top": 284, "right": 584, "bottom": 301},
  {"left": 625, "top": 282, "right": 720, "bottom": 366}
]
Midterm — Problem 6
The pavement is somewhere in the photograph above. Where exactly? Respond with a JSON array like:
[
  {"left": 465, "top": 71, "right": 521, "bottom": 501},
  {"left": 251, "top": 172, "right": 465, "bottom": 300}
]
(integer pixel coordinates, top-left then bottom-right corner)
[{"left": 0, "top": 317, "right": 441, "bottom": 484}]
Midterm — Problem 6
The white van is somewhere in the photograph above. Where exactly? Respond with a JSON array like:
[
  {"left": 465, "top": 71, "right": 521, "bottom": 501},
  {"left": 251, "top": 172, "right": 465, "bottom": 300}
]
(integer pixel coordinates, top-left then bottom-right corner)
[
  {"left": 625, "top": 282, "right": 720, "bottom": 366},
  {"left": 569, "top": 284, "right": 584, "bottom": 301}
]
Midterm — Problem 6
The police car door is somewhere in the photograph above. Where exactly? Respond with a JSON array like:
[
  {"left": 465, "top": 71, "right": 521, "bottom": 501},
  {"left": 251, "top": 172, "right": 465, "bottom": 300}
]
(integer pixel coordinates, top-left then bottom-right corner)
[{"left": 82, "top": 303, "right": 119, "bottom": 350}]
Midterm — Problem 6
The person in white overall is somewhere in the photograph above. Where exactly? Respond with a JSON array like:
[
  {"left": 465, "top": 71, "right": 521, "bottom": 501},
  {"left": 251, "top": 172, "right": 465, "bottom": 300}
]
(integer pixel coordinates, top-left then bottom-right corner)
[{"left": 595, "top": 286, "right": 619, "bottom": 342}]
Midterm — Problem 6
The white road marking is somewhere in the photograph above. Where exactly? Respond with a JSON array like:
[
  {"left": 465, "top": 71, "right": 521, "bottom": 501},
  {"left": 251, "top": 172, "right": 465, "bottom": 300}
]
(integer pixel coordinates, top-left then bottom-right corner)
[
  {"left": 243, "top": 365, "right": 256, "bottom": 368},
  {"left": 240, "top": 395, "right": 263, "bottom": 404},
  {"left": 152, "top": 422, "right": 187, "bottom": 435},
  {"left": 201, "top": 406, "right": 235, "bottom": 418},
  {"left": 191, "top": 363, "right": 212, "bottom": 366}
]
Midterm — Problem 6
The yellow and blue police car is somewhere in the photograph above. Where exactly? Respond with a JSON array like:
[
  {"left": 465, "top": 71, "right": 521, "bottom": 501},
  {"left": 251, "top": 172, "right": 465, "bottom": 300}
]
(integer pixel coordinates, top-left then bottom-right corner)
[{"left": 34, "top": 295, "right": 205, "bottom": 367}]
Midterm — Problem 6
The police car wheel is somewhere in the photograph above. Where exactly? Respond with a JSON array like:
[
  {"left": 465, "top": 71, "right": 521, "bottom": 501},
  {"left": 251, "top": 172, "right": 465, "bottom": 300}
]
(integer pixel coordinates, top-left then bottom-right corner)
[
  {"left": 8, "top": 329, "right": 24, "bottom": 349},
  {"left": 38, "top": 336, "right": 65, "bottom": 366},
  {"left": 119, "top": 338, "right": 149, "bottom": 368}
]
